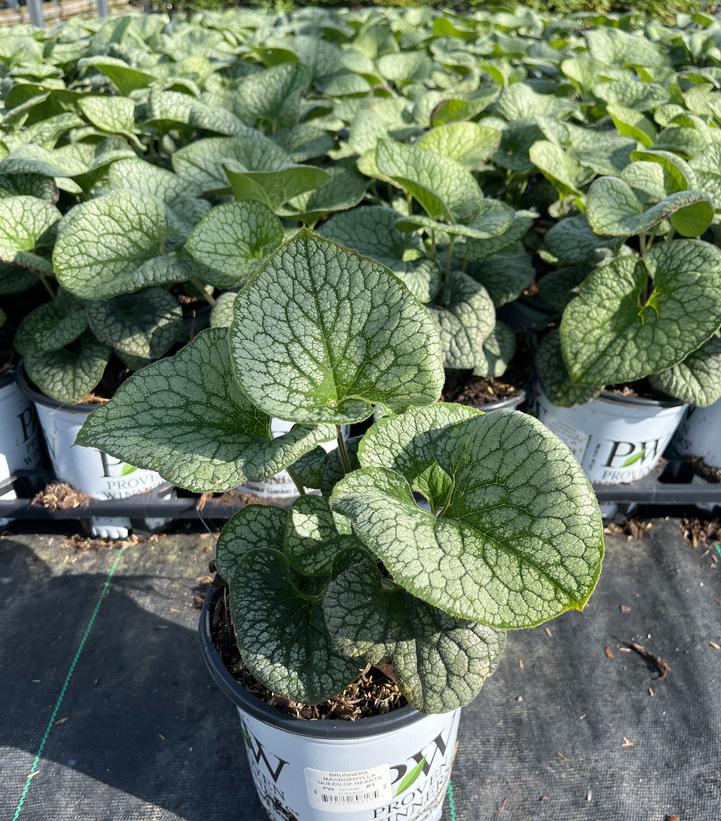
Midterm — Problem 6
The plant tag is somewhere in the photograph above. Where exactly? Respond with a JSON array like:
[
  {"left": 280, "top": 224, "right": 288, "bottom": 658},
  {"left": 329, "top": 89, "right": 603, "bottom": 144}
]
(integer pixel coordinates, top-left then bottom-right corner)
[{"left": 304, "top": 764, "right": 392, "bottom": 813}]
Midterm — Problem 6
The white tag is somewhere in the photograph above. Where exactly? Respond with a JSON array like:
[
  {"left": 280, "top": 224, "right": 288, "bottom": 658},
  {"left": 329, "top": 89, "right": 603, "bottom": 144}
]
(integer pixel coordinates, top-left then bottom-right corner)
[{"left": 304, "top": 764, "right": 392, "bottom": 813}]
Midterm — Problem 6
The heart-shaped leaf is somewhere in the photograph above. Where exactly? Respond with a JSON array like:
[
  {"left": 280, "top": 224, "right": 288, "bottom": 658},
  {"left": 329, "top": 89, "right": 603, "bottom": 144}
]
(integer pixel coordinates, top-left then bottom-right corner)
[
  {"left": 649, "top": 335, "right": 721, "bottom": 407},
  {"left": 54, "top": 192, "right": 184, "bottom": 299},
  {"left": 0, "top": 196, "right": 60, "bottom": 263},
  {"left": 543, "top": 215, "right": 621, "bottom": 265},
  {"left": 586, "top": 176, "right": 713, "bottom": 238},
  {"left": 324, "top": 557, "right": 506, "bottom": 713},
  {"left": 184, "top": 201, "right": 283, "bottom": 289},
  {"left": 467, "top": 254, "right": 534, "bottom": 307},
  {"left": 24, "top": 333, "right": 110, "bottom": 404},
  {"left": 85, "top": 287, "right": 183, "bottom": 361},
  {"left": 76, "top": 329, "right": 335, "bottom": 492},
  {"left": 229, "top": 548, "right": 362, "bottom": 704},
  {"left": 429, "top": 270, "right": 495, "bottom": 370},
  {"left": 209, "top": 291, "right": 237, "bottom": 329},
  {"left": 561, "top": 241, "right": 721, "bottom": 385},
  {"left": 14, "top": 293, "right": 87, "bottom": 356},
  {"left": 216, "top": 504, "right": 287, "bottom": 582},
  {"left": 535, "top": 331, "right": 602, "bottom": 408},
  {"left": 236, "top": 62, "right": 312, "bottom": 128},
  {"left": 285, "top": 495, "right": 361, "bottom": 577},
  {"left": 332, "top": 410, "right": 604, "bottom": 629},
  {"left": 79, "top": 95, "right": 135, "bottom": 136},
  {"left": 171, "top": 133, "right": 293, "bottom": 194},
  {"left": 229, "top": 230, "right": 444, "bottom": 425},
  {"left": 473, "top": 321, "right": 517, "bottom": 379},
  {"left": 375, "top": 139, "right": 484, "bottom": 224},
  {"left": 225, "top": 164, "right": 329, "bottom": 211},
  {"left": 318, "top": 205, "right": 441, "bottom": 303},
  {"left": 529, "top": 140, "right": 594, "bottom": 197},
  {"left": 416, "top": 122, "right": 501, "bottom": 169}
]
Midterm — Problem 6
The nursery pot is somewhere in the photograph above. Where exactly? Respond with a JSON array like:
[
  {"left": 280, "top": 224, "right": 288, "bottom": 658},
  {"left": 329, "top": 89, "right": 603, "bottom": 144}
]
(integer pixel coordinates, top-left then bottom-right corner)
[
  {"left": 0, "top": 372, "right": 43, "bottom": 523},
  {"left": 671, "top": 399, "right": 721, "bottom": 469},
  {"left": 17, "top": 363, "right": 172, "bottom": 539},
  {"left": 200, "top": 587, "right": 460, "bottom": 821},
  {"left": 535, "top": 384, "right": 687, "bottom": 485}
]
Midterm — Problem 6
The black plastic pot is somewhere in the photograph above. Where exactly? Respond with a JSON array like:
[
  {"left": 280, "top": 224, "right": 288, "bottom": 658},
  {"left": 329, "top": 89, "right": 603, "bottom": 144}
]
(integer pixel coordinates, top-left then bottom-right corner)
[{"left": 474, "top": 388, "right": 527, "bottom": 412}]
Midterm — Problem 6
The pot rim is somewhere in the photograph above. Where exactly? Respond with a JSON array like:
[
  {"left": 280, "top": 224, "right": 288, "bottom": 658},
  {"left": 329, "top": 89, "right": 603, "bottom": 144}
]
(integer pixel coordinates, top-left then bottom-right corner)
[
  {"left": 198, "top": 583, "right": 429, "bottom": 739},
  {"left": 15, "top": 360, "right": 99, "bottom": 413},
  {"left": 473, "top": 387, "right": 527, "bottom": 411},
  {"left": 597, "top": 389, "right": 686, "bottom": 410}
]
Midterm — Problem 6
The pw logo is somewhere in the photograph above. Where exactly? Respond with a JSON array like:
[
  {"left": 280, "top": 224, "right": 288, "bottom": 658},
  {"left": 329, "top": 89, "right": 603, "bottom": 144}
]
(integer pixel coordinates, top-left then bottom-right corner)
[{"left": 605, "top": 439, "right": 660, "bottom": 469}]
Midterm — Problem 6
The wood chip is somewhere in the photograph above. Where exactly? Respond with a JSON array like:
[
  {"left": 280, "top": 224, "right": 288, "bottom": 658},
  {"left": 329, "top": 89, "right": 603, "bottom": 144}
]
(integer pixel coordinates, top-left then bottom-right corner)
[
  {"left": 539, "top": 794, "right": 549, "bottom": 801},
  {"left": 544, "top": 627, "right": 553, "bottom": 639},
  {"left": 666, "top": 816, "right": 680, "bottom": 821},
  {"left": 619, "top": 646, "right": 632, "bottom": 653},
  {"left": 622, "top": 737, "right": 635, "bottom": 748},
  {"left": 619, "top": 604, "right": 632, "bottom": 614},
  {"left": 709, "top": 641, "right": 720, "bottom": 651},
  {"left": 586, "top": 790, "right": 592, "bottom": 802},
  {"left": 55, "top": 716, "right": 69, "bottom": 726},
  {"left": 518, "top": 658, "right": 524, "bottom": 670},
  {"left": 604, "top": 645, "right": 614, "bottom": 659},
  {"left": 556, "top": 751, "right": 569, "bottom": 762},
  {"left": 648, "top": 687, "right": 655, "bottom": 697}
]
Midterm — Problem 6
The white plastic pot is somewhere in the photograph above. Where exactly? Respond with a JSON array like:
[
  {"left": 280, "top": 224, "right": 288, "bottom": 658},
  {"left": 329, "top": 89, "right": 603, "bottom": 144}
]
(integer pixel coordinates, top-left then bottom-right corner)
[
  {"left": 671, "top": 399, "right": 721, "bottom": 469},
  {"left": 0, "top": 375, "right": 43, "bottom": 524},
  {"left": 237, "top": 418, "right": 339, "bottom": 501},
  {"left": 535, "top": 385, "right": 686, "bottom": 484},
  {"left": 200, "top": 590, "right": 460, "bottom": 821},
  {"left": 18, "top": 364, "right": 170, "bottom": 539}
]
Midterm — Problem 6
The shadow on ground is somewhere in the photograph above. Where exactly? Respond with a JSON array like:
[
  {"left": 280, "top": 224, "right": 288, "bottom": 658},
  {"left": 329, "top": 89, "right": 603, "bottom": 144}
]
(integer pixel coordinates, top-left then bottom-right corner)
[{"left": 0, "top": 521, "right": 719, "bottom": 820}]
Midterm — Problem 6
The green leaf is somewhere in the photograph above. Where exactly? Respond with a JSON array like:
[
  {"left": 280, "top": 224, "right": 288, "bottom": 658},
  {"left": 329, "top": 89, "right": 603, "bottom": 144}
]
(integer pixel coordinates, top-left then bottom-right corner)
[
  {"left": 534, "top": 331, "right": 602, "bottom": 408},
  {"left": 54, "top": 192, "right": 183, "bottom": 299},
  {"left": 537, "top": 265, "right": 589, "bottom": 312},
  {"left": 416, "top": 122, "right": 501, "bottom": 170},
  {"left": 85, "top": 287, "right": 182, "bottom": 361},
  {"left": 320, "top": 436, "right": 362, "bottom": 497},
  {"left": 689, "top": 144, "right": 721, "bottom": 209},
  {"left": 586, "top": 176, "right": 713, "bottom": 238},
  {"left": 184, "top": 201, "right": 283, "bottom": 289},
  {"left": 459, "top": 210, "right": 537, "bottom": 263},
  {"left": 0, "top": 173, "right": 57, "bottom": 201},
  {"left": 495, "top": 83, "right": 576, "bottom": 121},
  {"left": 560, "top": 241, "right": 721, "bottom": 385},
  {"left": 542, "top": 216, "right": 621, "bottom": 265},
  {"left": 283, "top": 167, "right": 368, "bottom": 222},
  {"left": 473, "top": 321, "right": 517, "bottom": 379},
  {"left": 0, "top": 196, "right": 60, "bottom": 263},
  {"left": 76, "top": 329, "right": 335, "bottom": 492},
  {"left": 14, "top": 295, "right": 87, "bottom": 357},
  {"left": 359, "top": 403, "right": 480, "bottom": 513},
  {"left": 285, "top": 495, "right": 360, "bottom": 577},
  {"left": 649, "top": 335, "right": 721, "bottom": 406},
  {"left": 606, "top": 102, "right": 656, "bottom": 148},
  {"left": 332, "top": 410, "right": 604, "bottom": 629},
  {"left": 225, "top": 164, "right": 329, "bottom": 211},
  {"left": 171, "top": 134, "right": 293, "bottom": 195},
  {"left": 0, "top": 144, "right": 87, "bottom": 178},
  {"left": 80, "top": 56, "right": 155, "bottom": 95},
  {"left": 24, "top": 333, "right": 110, "bottom": 403},
  {"left": 318, "top": 205, "right": 441, "bottom": 303},
  {"left": 236, "top": 62, "right": 312, "bottom": 127},
  {"left": 229, "top": 230, "right": 444, "bottom": 425},
  {"left": 429, "top": 270, "right": 495, "bottom": 370},
  {"left": 0, "top": 263, "right": 37, "bottom": 295},
  {"left": 324, "top": 557, "right": 506, "bottom": 713},
  {"left": 395, "top": 199, "right": 515, "bottom": 241},
  {"left": 216, "top": 504, "right": 287, "bottom": 582},
  {"left": 229, "top": 548, "right": 362, "bottom": 703},
  {"left": 529, "top": 140, "right": 593, "bottom": 197},
  {"left": 79, "top": 95, "right": 135, "bottom": 135},
  {"left": 375, "top": 139, "right": 484, "bottom": 224}
]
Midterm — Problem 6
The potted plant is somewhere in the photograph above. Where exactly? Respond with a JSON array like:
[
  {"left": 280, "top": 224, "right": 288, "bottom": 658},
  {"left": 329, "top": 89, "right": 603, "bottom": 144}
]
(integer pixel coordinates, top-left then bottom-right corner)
[
  {"left": 533, "top": 169, "right": 721, "bottom": 486},
  {"left": 77, "top": 230, "right": 604, "bottom": 820}
]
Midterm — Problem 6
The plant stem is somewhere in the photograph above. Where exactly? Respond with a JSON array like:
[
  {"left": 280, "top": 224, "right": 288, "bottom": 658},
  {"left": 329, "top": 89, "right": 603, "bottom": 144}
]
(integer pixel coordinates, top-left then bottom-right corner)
[
  {"left": 336, "top": 425, "right": 352, "bottom": 474},
  {"left": 287, "top": 466, "right": 306, "bottom": 496},
  {"left": 431, "top": 230, "right": 437, "bottom": 260},
  {"left": 441, "top": 236, "right": 456, "bottom": 305},
  {"left": 37, "top": 273, "right": 56, "bottom": 304},
  {"left": 639, "top": 233, "right": 646, "bottom": 256}
]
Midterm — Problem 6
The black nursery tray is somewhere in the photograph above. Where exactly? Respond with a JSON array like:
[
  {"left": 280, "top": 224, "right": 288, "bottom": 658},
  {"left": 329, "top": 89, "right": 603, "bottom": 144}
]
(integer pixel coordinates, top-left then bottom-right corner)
[{"left": 0, "top": 461, "right": 719, "bottom": 523}]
